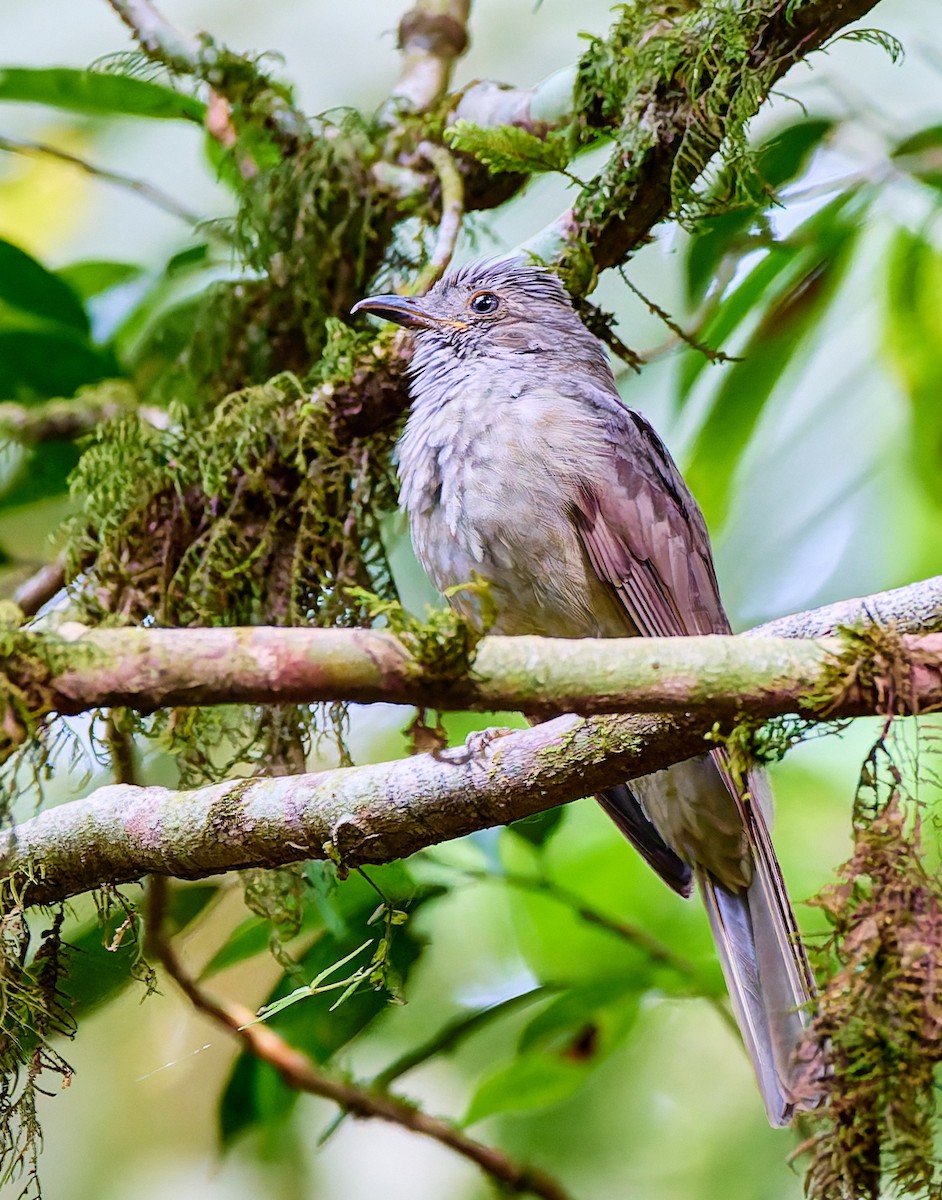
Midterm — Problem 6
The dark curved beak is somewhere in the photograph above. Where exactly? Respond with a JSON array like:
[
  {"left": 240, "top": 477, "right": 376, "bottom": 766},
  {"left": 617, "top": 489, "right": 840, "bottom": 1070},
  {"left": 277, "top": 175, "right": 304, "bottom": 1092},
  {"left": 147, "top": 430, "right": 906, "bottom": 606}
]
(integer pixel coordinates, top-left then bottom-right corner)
[{"left": 351, "top": 293, "right": 444, "bottom": 331}]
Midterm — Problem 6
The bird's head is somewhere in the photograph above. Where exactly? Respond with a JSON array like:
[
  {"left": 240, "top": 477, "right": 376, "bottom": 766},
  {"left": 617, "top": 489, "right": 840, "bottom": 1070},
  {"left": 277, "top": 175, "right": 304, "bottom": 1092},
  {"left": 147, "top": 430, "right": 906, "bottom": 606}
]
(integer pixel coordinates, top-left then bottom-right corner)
[{"left": 352, "top": 257, "right": 603, "bottom": 366}]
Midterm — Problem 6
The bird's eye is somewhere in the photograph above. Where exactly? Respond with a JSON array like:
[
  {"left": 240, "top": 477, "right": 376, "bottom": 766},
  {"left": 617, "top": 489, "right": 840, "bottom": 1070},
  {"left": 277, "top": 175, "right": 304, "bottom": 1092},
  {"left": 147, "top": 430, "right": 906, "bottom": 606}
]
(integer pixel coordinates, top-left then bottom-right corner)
[{"left": 469, "top": 291, "right": 500, "bottom": 315}]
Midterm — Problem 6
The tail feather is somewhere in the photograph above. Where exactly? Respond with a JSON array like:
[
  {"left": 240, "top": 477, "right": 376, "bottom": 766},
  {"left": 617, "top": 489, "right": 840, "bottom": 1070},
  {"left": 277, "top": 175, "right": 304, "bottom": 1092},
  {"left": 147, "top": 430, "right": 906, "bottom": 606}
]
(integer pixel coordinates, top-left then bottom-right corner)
[
  {"left": 626, "top": 753, "right": 818, "bottom": 1124},
  {"left": 700, "top": 864, "right": 811, "bottom": 1123},
  {"left": 698, "top": 775, "right": 816, "bottom": 1126}
]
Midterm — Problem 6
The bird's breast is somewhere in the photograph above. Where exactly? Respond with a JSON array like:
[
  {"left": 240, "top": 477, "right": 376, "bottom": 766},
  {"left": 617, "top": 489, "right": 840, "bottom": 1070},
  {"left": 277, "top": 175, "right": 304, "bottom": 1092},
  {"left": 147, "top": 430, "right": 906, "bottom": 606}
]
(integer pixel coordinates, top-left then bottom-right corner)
[{"left": 397, "top": 387, "right": 625, "bottom": 637}]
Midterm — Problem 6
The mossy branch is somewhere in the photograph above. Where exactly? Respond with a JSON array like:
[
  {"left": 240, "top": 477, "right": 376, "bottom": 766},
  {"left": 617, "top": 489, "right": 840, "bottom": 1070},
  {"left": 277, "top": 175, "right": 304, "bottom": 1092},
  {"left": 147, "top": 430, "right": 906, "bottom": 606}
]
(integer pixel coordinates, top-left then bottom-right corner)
[
  {"left": 0, "top": 708, "right": 719, "bottom": 907},
  {"left": 6, "top": 576, "right": 941, "bottom": 724},
  {"left": 6, "top": 624, "right": 942, "bottom": 724}
]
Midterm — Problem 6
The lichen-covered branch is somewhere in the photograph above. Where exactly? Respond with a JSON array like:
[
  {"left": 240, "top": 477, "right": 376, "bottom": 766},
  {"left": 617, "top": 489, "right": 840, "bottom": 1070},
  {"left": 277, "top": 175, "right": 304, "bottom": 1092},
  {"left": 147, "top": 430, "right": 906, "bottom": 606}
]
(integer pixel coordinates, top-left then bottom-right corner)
[
  {"left": 752, "top": 574, "right": 942, "bottom": 641},
  {"left": 0, "top": 389, "right": 168, "bottom": 445},
  {"left": 383, "top": 1, "right": 472, "bottom": 118},
  {"left": 0, "top": 708, "right": 712, "bottom": 907},
  {"left": 107, "top": 0, "right": 308, "bottom": 142},
  {"left": 10, "top": 575, "right": 942, "bottom": 720},
  {"left": 143, "top": 876, "right": 574, "bottom": 1200},
  {"left": 534, "top": 0, "right": 883, "bottom": 285}
]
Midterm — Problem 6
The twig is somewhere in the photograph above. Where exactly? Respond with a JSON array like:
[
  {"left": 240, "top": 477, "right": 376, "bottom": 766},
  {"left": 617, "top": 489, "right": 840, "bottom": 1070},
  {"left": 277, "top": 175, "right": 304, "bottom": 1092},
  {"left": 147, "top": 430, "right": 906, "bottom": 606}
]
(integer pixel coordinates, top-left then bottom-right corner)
[
  {"left": 12, "top": 561, "right": 66, "bottom": 618},
  {"left": 143, "top": 876, "right": 576, "bottom": 1200},
  {"left": 383, "top": 1, "right": 472, "bottom": 119},
  {"left": 107, "top": 0, "right": 307, "bottom": 142},
  {"left": 0, "top": 135, "right": 202, "bottom": 226},
  {"left": 414, "top": 141, "right": 465, "bottom": 291},
  {"left": 619, "top": 270, "right": 737, "bottom": 365},
  {"left": 0, "top": 393, "right": 169, "bottom": 445},
  {"left": 105, "top": 713, "right": 137, "bottom": 786}
]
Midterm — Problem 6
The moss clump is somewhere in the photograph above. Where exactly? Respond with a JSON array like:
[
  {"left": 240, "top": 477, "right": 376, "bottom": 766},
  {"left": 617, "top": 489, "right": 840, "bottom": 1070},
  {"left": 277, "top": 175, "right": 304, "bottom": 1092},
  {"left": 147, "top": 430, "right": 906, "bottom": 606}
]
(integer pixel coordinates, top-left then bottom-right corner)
[{"left": 802, "top": 737, "right": 942, "bottom": 1200}]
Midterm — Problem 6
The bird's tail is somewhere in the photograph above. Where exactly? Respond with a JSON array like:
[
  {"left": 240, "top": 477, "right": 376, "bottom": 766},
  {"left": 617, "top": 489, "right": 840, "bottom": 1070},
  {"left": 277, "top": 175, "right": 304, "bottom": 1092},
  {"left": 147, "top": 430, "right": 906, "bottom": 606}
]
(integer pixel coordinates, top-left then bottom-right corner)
[{"left": 699, "top": 767, "right": 818, "bottom": 1126}]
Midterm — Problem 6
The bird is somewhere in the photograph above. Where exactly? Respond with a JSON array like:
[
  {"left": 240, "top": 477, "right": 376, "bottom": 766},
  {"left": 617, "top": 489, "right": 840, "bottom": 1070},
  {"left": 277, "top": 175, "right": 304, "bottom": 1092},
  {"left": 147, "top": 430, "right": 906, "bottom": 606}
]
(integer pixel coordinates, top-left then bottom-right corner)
[{"left": 352, "top": 256, "right": 816, "bottom": 1125}]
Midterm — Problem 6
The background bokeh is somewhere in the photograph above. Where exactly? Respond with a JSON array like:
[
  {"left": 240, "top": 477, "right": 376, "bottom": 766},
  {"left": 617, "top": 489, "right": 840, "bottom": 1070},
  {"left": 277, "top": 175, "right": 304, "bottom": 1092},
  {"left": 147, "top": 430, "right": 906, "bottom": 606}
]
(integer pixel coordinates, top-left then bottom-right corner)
[{"left": 2, "top": 2, "right": 941, "bottom": 1198}]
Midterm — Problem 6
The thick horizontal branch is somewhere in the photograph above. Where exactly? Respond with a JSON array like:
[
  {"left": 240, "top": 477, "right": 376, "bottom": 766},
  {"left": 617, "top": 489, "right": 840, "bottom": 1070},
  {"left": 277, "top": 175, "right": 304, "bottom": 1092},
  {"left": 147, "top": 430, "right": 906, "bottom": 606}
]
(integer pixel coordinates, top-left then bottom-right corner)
[
  {"left": 0, "top": 708, "right": 711, "bottom": 906},
  {"left": 11, "top": 627, "right": 942, "bottom": 722},
  {"left": 13, "top": 576, "right": 942, "bottom": 719}
]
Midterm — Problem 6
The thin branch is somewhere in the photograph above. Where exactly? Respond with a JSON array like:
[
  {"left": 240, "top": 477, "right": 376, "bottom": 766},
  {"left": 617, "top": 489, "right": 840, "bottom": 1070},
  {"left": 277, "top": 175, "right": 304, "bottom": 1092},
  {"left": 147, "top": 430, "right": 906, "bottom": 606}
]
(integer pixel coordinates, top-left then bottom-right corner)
[
  {"left": 413, "top": 141, "right": 465, "bottom": 291},
  {"left": 143, "top": 875, "right": 575, "bottom": 1200},
  {"left": 107, "top": 0, "right": 307, "bottom": 142},
  {"left": 108, "top": 0, "right": 204, "bottom": 71},
  {"left": 0, "top": 393, "right": 169, "bottom": 445},
  {"left": 12, "top": 577, "right": 942, "bottom": 718},
  {"left": 383, "top": 1, "right": 472, "bottom": 119},
  {"left": 11, "top": 561, "right": 65, "bottom": 619},
  {"left": 0, "top": 135, "right": 202, "bottom": 226}
]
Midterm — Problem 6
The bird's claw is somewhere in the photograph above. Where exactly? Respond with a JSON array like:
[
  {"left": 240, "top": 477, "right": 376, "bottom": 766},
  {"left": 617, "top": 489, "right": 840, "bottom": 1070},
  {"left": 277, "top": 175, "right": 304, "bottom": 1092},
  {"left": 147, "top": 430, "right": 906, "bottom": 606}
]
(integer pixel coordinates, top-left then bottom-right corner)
[{"left": 436, "top": 726, "right": 515, "bottom": 766}]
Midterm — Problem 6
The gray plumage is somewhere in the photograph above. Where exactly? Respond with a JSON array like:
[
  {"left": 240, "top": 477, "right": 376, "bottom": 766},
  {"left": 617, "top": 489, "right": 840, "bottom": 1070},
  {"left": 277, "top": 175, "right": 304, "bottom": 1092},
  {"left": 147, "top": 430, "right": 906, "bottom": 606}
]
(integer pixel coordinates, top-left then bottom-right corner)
[{"left": 352, "top": 256, "right": 817, "bottom": 1125}]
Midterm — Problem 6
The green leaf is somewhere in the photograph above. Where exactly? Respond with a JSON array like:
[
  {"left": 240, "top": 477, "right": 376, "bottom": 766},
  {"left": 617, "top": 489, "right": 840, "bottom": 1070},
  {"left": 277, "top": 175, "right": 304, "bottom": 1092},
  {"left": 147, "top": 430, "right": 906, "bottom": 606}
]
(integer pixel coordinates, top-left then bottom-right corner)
[
  {"left": 684, "top": 218, "right": 857, "bottom": 529},
  {"left": 444, "top": 120, "right": 571, "bottom": 175},
  {"left": 686, "top": 119, "right": 834, "bottom": 304},
  {"left": 884, "top": 227, "right": 942, "bottom": 505},
  {"left": 757, "top": 118, "right": 835, "bottom": 191},
  {"left": 0, "top": 329, "right": 117, "bottom": 402},
  {"left": 57, "top": 920, "right": 141, "bottom": 1017},
  {"left": 57, "top": 260, "right": 145, "bottom": 301},
  {"left": 199, "top": 917, "right": 277, "bottom": 979},
  {"left": 517, "top": 979, "right": 640, "bottom": 1054},
  {"left": 506, "top": 805, "right": 566, "bottom": 848},
  {"left": 0, "top": 238, "right": 88, "bottom": 333},
  {"left": 891, "top": 124, "right": 942, "bottom": 193},
  {"left": 678, "top": 241, "right": 807, "bottom": 404},
  {"left": 462, "top": 979, "right": 644, "bottom": 1125},
  {"left": 463, "top": 1053, "right": 590, "bottom": 1125},
  {"left": 0, "top": 440, "right": 80, "bottom": 510},
  {"left": 163, "top": 882, "right": 221, "bottom": 934},
  {"left": 0, "top": 66, "right": 204, "bottom": 121},
  {"left": 53, "top": 885, "right": 217, "bottom": 1020},
  {"left": 218, "top": 866, "right": 442, "bottom": 1146}
]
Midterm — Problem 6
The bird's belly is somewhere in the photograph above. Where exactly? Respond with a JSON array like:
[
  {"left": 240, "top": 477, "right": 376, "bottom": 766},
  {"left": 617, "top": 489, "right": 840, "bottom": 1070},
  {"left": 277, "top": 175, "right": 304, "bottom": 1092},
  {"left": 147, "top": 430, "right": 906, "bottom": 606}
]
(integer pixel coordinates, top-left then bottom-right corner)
[{"left": 411, "top": 470, "right": 624, "bottom": 638}]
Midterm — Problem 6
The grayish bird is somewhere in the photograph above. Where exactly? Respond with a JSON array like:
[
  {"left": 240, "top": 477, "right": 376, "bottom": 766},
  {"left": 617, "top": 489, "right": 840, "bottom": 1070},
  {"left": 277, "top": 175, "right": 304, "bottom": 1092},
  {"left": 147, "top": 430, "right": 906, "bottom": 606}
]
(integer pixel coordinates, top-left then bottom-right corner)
[{"left": 352, "top": 257, "right": 816, "bottom": 1125}]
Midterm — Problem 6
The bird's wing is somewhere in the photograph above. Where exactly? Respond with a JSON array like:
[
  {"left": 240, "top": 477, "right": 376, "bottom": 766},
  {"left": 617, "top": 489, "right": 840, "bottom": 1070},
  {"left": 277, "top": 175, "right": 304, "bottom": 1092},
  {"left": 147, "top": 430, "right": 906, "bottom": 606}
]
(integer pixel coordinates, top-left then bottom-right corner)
[
  {"left": 569, "top": 397, "right": 729, "bottom": 639},
  {"left": 569, "top": 392, "right": 818, "bottom": 1123}
]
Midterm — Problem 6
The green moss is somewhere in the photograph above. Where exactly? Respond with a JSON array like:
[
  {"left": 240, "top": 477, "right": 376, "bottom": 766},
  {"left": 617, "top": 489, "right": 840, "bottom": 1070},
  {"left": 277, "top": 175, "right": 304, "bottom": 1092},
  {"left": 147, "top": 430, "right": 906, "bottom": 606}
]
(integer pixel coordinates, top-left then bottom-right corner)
[{"left": 803, "top": 735, "right": 942, "bottom": 1200}]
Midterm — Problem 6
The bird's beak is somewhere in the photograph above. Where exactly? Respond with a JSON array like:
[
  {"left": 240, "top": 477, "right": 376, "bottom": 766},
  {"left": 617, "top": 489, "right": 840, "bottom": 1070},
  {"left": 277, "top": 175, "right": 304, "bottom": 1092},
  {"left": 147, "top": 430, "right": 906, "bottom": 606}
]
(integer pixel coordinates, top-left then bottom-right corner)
[{"left": 351, "top": 293, "right": 458, "bottom": 332}]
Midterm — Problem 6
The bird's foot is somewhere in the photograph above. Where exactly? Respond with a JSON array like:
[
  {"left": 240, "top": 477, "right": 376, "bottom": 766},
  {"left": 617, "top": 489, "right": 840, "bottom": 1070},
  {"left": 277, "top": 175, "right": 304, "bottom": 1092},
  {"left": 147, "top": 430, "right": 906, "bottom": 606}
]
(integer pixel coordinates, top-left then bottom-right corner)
[{"left": 437, "top": 725, "right": 516, "bottom": 766}]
